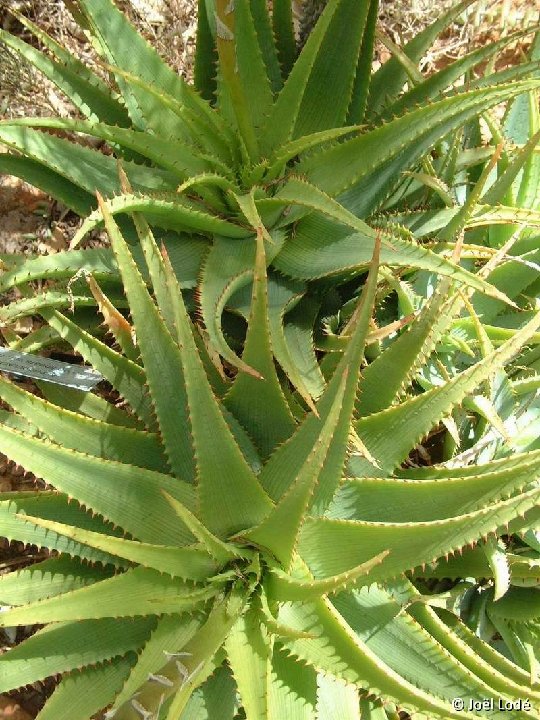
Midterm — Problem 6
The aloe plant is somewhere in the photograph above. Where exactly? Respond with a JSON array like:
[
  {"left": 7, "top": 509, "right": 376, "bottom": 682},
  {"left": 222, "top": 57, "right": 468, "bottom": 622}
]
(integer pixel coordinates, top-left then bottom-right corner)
[{"left": 1, "top": 1, "right": 540, "bottom": 719}]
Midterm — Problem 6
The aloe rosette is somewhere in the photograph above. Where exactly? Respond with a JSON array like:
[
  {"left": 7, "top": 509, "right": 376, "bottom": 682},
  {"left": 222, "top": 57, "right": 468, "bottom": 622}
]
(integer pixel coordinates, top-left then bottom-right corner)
[{"left": 1, "top": 1, "right": 540, "bottom": 719}]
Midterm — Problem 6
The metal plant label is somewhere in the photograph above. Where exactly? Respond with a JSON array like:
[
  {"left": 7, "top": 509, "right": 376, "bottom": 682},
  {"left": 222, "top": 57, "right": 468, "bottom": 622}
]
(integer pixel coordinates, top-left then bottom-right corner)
[{"left": 0, "top": 347, "right": 102, "bottom": 391}]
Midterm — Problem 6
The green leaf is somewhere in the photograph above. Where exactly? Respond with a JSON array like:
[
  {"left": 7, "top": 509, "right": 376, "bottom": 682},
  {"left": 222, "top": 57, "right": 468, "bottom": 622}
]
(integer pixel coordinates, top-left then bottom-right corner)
[
  {"left": 367, "top": 0, "right": 475, "bottom": 118},
  {"left": 278, "top": 597, "right": 472, "bottom": 720},
  {"left": 224, "top": 230, "right": 296, "bottom": 459},
  {"left": 357, "top": 279, "right": 458, "bottom": 416},
  {"left": 0, "top": 492, "right": 126, "bottom": 565},
  {"left": 318, "top": 674, "right": 360, "bottom": 720},
  {"left": 39, "top": 381, "right": 143, "bottom": 429},
  {"left": 7, "top": 116, "right": 216, "bottom": 179},
  {"left": 273, "top": 212, "right": 510, "bottom": 304},
  {"left": 346, "top": 0, "right": 378, "bottom": 125},
  {"left": 250, "top": 0, "right": 283, "bottom": 93},
  {"left": 259, "top": 238, "right": 381, "bottom": 513},
  {"left": 73, "top": 192, "right": 248, "bottom": 249},
  {"left": 0, "top": 123, "right": 176, "bottom": 198},
  {"left": 165, "top": 589, "right": 249, "bottom": 719},
  {"left": 17, "top": 514, "right": 219, "bottom": 581},
  {"left": 0, "top": 425, "right": 196, "bottom": 546},
  {"left": 0, "top": 566, "right": 217, "bottom": 625},
  {"left": 0, "top": 556, "right": 115, "bottom": 607},
  {"left": 77, "top": 0, "right": 213, "bottom": 142},
  {"left": 0, "top": 153, "right": 94, "bottom": 215},
  {"left": 101, "top": 196, "right": 199, "bottom": 482},
  {"left": 199, "top": 234, "right": 282, "bottom": 376},
  {"left": 332, "top": 450, "right": 540, "bottom": 523},
  {"left": 245, "top": 370, "right": 347, "bottom": 566},
  {"left": 0, "top": 375, "right": 169, "bottom": 472},
  {"left": 36, "top": 659, "right": 133, "bottom": 720},
  {"left": 0, "top": 617, "right": 152, "bottom": 693},
  {"left": 292, "top": 0, "right": 372, "bottom": 138},
  {"left": 214, "top": 0, "right": 272, "bottom": 160},
  {"left": 0, "top": 248, "right": 116, "bottom": 294},
  {"left": 42, "top": 309, "right": 155, "bottom": 428},
  {"left": 333, "top": 583, "right": 525, "bottom": 717},
  {"left": 380, "top": 27, "right": 540, "bottom": 124},
  {"left": 194, "top": 0, "right": 218, "bottom": 102},
  {"left": 160, "top": 237, "right": 273, "bottom": 536},
  {"left": 163, "top": 492, "right": 248, "bottom": 564},
  {"left": 260, "top": 0, "right": 339, "bottom": 154},
  {"left": 299, "top": 487, "right": 540, "bottom": 584},
  {"left": 484, "top": 537, "right": 511, "bottom": 602},
  {"left": 225, "top": 606, "right": 272, "bottom": 720},
  {"left": 178, "top": 665, "right": 239, "bottom": 720},
  {"left": 396, "top": 578, "right": 539, "bottom": 701},
  {"left": 489, "top": 587, "right": 540, "bottom": 622},
  {"left": 269, "top": 282, "right": 325, "bottom": 408},
  {"left": 0, "top": 28, "right": 130, "bottom": 125},
  {"left": 111, "top": 613, "right": 202, "bottom": 713},
  {"left": 267, "top": 550, "right": 389, "bottom": 601},
  {"left": 272, "top": 0, "right": 296, "bottom": 78},
  {"left": 299, "top": 82, "right": 540, "bottom": 216},
  {"left": 353, "top": 310, "right": 540, "bottom": 475}
]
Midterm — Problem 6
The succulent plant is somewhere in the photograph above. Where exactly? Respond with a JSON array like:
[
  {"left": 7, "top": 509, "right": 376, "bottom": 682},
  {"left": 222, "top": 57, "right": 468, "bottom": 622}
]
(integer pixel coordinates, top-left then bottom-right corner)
[{"left": 1, "top": 1, "right": 540, "bottom": 719}]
